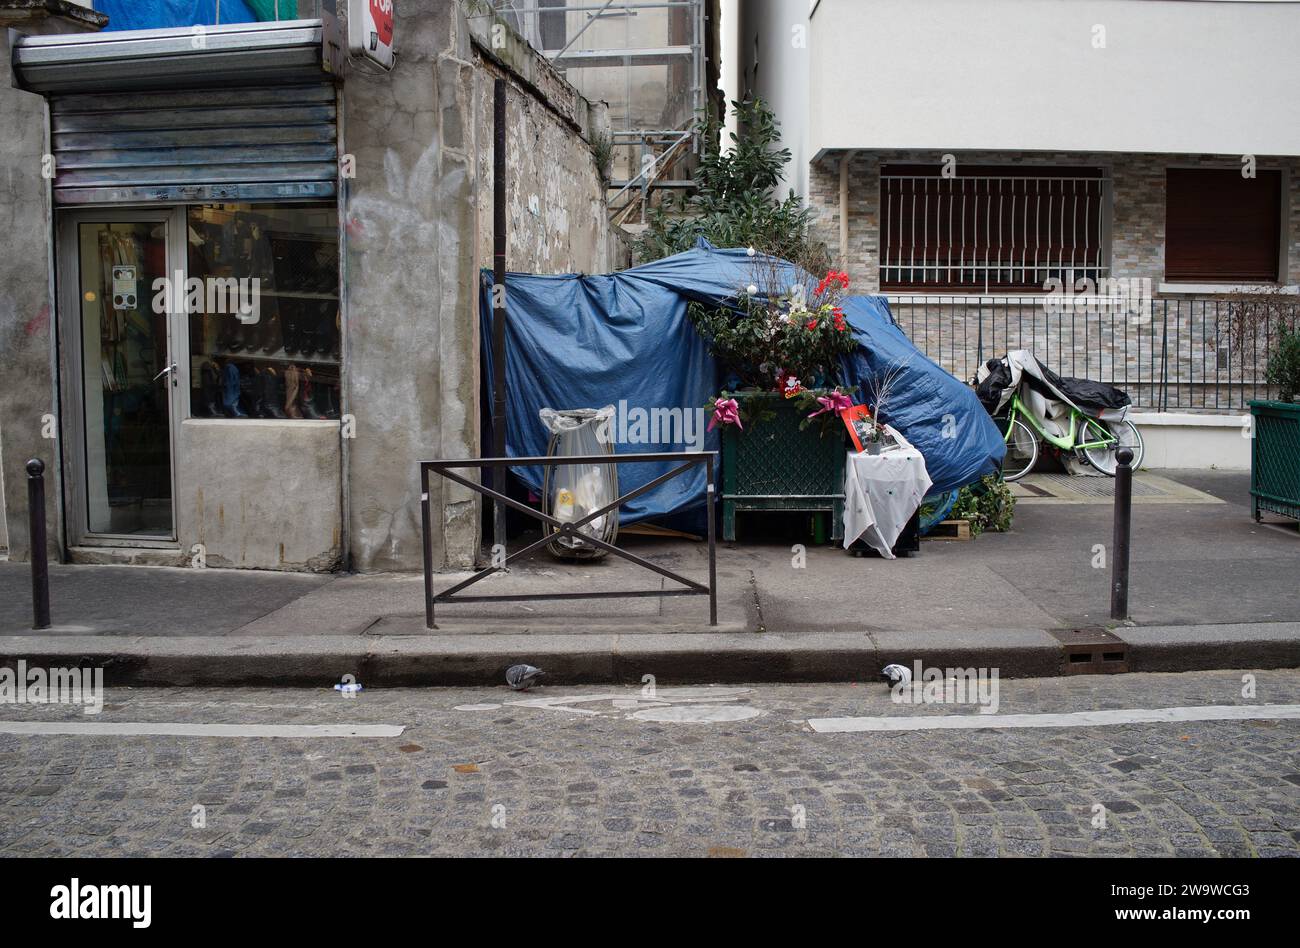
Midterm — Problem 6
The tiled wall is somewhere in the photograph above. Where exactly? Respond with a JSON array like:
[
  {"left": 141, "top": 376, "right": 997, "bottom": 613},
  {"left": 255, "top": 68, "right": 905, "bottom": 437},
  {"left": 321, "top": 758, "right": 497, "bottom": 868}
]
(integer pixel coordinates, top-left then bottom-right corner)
[
  {"left": 808, "top": 150, "right": 1300, "bottom": 292},
  {"left": 807, "top": 150, "right": 1300, "bottom": 410}
]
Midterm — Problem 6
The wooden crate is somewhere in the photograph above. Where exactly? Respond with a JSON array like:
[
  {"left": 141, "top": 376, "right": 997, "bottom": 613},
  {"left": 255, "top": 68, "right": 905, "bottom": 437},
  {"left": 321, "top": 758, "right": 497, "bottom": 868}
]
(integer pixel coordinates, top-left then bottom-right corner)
[{"left": 925, "top": 519, "right": 972, "bottom": 541}]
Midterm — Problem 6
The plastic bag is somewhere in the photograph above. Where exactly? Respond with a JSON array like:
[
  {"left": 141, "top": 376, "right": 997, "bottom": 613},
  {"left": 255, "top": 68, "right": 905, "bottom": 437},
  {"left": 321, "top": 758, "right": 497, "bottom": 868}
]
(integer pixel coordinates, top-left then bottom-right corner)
[{"left": 539, "top": 406, "right": 619, "bottom": 558}]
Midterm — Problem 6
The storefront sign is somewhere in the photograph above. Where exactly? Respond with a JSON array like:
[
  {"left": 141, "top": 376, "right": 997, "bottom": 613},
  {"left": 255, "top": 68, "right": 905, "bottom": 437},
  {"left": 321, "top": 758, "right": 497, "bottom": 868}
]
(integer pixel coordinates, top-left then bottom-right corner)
[{"left": 348, "top": 0, "right": 395, "bottom": 71}]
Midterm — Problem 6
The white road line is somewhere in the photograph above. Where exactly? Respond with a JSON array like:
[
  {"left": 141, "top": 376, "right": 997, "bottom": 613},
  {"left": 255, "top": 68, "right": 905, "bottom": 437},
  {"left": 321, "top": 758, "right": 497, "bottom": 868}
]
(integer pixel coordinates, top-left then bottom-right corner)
[
  {"left": 807, "top": 704, "right": 1300, "bottom": 734},
  {"left": 0, "top": 722, "right": 405, "bottom": 738}
]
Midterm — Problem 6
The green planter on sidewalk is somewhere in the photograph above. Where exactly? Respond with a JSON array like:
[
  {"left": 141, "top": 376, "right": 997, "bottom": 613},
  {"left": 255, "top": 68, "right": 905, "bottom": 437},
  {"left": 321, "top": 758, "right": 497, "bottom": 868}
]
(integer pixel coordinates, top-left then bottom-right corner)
[
  {"left": 1249, "top": 399, "right": 1300, "bottom": 523},
  {"left": 720, "top": 393, "right": 845, "bottom": 542}
]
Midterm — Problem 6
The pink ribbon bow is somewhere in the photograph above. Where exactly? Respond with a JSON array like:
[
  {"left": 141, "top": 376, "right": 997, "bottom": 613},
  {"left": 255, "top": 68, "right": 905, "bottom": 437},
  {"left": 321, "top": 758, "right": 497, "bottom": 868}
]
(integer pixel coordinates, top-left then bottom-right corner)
[
  {"left": 708, "top": 397, "right": 743, "bottom": 431},
  {"left": 808, "top": 391, "right": 854, "bottom": 419}
]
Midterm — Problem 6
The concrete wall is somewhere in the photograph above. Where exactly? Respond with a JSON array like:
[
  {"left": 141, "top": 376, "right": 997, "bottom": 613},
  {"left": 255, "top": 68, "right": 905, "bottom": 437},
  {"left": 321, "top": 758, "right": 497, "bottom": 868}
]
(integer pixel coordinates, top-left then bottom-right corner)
[
  {"left": 468, "top": 47, "right": 611, "bottom": 274},
  {"left": 1131, "top": 412, "right": 1251, "bottom": 471},
  {"left": 0, "top": 5, "right": 104, "bottom": 563},
  {"left": 176, "top": 419, "right": 342, "bottom": 570},
  {"left": 343, "top": 1, "right": 611, "bottom": 572},
  {"left": 807, "top": 0, "right": 1300, "bottom": 159},
  {"left": 734, "top": 0, "right": 811, "bottom": 199}
]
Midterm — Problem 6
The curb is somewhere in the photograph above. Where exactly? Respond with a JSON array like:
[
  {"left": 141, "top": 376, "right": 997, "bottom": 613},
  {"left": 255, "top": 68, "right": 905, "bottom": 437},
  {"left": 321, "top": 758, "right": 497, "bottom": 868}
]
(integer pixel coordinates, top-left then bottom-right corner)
[{"left": 2, "top": 626, "right": 1296, "bottom": 687}]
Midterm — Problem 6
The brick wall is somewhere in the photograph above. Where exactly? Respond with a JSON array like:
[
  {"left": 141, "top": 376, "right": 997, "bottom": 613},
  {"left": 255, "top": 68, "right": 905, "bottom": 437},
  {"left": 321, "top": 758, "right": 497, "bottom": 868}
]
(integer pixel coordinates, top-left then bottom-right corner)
[
  {"left": 809, "top": 150, "right": 1300, "bottom": 292},
  {"left": 808, "top": 150, "right": 1300, "bottom": 410}
]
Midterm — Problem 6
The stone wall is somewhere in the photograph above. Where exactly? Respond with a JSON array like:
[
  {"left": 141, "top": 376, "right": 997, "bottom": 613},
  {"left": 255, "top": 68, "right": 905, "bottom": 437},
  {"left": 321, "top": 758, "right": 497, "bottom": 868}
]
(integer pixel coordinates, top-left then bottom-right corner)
[
  {"left": 809, "top": 149, "right": 1300, "bottom": 292},
  {"left": 343, "top": 1, "right": 611, "bottom": 573},
  {"left": 0, "top": 3, "right": 105, "bottom": 563},
  {"left": 808, "top": 149, "right": 1300, "bottom": 410}
]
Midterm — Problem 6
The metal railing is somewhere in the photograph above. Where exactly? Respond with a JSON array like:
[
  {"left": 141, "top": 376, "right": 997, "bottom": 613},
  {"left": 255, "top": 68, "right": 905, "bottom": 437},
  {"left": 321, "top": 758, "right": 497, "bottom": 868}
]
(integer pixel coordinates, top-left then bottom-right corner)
[
  {"left": 420, "top": 451, "right": 717, "bottom": 629},
  {"left": 889, "top": 294, "right": 1296, "bottom": 411}
]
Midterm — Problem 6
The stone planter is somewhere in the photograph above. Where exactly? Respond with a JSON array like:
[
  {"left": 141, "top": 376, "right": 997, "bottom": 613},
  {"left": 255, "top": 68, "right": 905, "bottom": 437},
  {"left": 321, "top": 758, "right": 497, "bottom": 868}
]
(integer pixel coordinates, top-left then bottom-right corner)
[{"left": 720, "top": 393, "right": 846, "bottom": 542}]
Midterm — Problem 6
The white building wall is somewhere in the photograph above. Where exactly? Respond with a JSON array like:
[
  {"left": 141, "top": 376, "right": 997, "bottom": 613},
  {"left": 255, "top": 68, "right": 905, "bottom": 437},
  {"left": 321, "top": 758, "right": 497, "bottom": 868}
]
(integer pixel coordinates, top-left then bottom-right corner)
[
  {"left": 735, "top": 0, "right": 812, "bottom": 197},
  {"left": 808, "top": 0, "right": 1300, "bottom": 158}
]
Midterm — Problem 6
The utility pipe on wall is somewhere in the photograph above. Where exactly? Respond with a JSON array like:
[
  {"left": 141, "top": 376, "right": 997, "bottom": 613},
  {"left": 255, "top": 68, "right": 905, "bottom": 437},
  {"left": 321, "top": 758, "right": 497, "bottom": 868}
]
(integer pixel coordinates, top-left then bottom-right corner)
[
  {"left": 491, "top": 78, "right": 508, "bottom": 552},
  {"left": 839, "top": 150, "right": 857, "bottom": 268}
]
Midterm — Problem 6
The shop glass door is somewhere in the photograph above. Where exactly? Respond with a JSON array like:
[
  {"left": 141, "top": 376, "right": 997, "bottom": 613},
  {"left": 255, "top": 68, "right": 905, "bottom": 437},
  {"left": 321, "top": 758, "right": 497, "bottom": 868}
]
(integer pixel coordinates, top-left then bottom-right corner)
[{"left": 73, "top": 216, "right": 177, "bottom": 540}]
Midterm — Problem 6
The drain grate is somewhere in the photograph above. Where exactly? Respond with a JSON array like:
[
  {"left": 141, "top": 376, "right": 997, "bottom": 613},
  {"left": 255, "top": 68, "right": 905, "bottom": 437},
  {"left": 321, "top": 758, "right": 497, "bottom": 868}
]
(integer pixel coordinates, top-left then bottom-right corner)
[
  {"left": 1029, "top": 475, "right": 1175, "bottom": 499},
  {"left": 1048, "top": 626, "right": 1129, "bottom": 675},
  {"left": 1031, "top": 474, "right": 1169, "bottom": 498}
]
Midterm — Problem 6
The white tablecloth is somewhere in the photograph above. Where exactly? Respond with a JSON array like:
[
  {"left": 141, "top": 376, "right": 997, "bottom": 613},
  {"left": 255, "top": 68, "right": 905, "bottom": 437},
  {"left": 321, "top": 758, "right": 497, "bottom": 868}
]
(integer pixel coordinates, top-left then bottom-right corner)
[{"left": 841, "top": 427, "right": 933, "bottom": 559}]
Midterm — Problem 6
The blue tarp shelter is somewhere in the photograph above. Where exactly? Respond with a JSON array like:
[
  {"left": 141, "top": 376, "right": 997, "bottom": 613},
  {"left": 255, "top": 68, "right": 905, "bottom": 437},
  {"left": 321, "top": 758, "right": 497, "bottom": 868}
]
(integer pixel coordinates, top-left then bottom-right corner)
[
  {"left": 479, "top": 241, "right": 1004, "bottom": 528},
  {"left": 97, "top": 0, "right": 283, "bottom": 31}
]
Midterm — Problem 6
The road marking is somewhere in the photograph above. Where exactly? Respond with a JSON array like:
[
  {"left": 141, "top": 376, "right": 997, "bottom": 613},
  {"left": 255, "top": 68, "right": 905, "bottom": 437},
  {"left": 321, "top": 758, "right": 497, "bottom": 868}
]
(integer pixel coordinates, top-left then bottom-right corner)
[
  {"left": 0, "top": 722, "right": 405, "bottom": 738},
  {"left": 807, "top": 704, "right": 1300, "bottom": 734}
]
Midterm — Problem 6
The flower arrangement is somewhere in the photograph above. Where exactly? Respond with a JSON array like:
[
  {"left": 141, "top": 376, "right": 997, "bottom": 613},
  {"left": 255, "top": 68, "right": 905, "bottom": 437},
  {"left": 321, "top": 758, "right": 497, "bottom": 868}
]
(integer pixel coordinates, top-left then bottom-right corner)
[
  {"left": 857, "top": 353, "right": 913, "bottom": 450},
  {"left": 693, "top": 250, "right": 861, "bottom": 433}
]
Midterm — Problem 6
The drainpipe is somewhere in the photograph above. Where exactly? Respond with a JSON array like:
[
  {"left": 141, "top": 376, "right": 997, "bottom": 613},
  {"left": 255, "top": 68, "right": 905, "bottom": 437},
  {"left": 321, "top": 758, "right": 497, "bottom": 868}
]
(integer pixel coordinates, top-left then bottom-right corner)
[{"left": 839, "top": 150, "right": 857, "bottom": 269}]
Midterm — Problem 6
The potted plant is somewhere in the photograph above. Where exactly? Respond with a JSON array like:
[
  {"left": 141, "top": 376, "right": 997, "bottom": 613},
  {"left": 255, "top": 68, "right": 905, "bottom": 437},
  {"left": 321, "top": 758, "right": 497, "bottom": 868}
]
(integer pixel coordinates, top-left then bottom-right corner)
[
  {"left": 1251, "top": 326, "right": 1300, "bottom": 523},
  {"left": 859, "top": 355, "right": 913, "bottom": 454},
  {"left": 692, "top": 253, "right": 861, "bottom": 541}
]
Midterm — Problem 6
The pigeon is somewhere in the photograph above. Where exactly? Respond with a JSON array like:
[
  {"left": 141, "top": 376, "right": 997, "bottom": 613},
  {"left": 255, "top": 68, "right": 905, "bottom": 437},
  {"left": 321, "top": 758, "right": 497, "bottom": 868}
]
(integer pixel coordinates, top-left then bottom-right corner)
[
  {"left": 881, "top": 663, "right": 912, "bottom": 687},
  {"left": 506, "top": 664, "right": 544, "bottom": 691}
]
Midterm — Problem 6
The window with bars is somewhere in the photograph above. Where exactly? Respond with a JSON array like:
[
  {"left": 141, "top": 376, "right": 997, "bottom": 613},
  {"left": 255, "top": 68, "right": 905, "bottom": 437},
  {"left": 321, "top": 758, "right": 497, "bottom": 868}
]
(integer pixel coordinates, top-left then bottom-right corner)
[{"left": 879, "top": 165, "right": 1110, "bottom": 292}]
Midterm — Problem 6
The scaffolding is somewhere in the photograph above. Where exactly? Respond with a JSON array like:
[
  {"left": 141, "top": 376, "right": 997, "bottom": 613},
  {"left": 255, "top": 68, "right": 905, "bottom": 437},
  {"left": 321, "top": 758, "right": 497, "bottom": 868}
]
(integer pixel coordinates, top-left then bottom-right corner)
[{"left": 490, "top": 1, "right": 708, "bottom": 225}]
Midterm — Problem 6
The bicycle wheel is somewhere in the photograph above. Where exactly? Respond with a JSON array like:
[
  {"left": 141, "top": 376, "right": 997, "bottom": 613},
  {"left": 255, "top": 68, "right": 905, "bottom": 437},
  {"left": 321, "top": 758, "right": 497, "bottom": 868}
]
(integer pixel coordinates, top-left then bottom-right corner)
[
  {"left": 997, "top": 416, "right": 1039, "bottom": 481},
  {"left": 1081, "top": 419, "right": 1145, "bottom": 476}
]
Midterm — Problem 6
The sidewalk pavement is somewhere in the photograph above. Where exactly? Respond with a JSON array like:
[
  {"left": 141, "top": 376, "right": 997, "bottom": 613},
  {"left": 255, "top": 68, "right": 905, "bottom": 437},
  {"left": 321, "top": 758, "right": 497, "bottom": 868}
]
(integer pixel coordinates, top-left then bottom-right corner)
[{"left": 1, "top": 470, "right": 1296, "bottom": 685}]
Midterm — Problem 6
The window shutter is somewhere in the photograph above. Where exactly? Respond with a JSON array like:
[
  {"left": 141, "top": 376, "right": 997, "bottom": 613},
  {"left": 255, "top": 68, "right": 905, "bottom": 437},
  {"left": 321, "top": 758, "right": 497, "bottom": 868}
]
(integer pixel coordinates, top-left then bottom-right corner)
[{"left": 1165, "top": 169, "right": 1281, "bottom": 283}]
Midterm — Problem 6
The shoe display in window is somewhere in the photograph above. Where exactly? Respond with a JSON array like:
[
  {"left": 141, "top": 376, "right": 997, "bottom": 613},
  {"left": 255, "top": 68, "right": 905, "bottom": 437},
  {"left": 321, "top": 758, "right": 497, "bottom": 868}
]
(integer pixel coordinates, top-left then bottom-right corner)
[
  {"left": 284, "top": 363, "right": 302, "bottom": 419},
  {"left": 221, "top": 362, "right": 247, "bottom": 418},
  {"left": 199, "top": 360, "right": 222, "bottom": 417},
  {"left": 261, "top": 366, "right": 286, "bottom": 418},
  {"left": 300, "top": 367, "right": 324, "bottom": 419}
]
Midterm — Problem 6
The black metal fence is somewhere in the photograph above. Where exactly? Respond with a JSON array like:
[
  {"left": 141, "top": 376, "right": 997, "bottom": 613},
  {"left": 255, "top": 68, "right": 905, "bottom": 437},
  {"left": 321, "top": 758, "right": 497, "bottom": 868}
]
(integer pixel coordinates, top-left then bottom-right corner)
[
  {"left": 890, "top": 294, "right": 1298, "bottom": 411},
  {"left": 421, "top": 452, "right": 717, "bottom": 629}
]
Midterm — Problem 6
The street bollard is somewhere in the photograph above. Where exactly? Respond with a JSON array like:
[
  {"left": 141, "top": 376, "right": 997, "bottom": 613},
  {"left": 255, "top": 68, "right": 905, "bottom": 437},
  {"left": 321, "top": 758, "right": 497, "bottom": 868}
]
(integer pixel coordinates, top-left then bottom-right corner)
[
  {"left": 1110, "top": 447, "right": 1134, "bottom": 621},
  {"left": 26, "top": 459, "right": 51, "bottom": 630}
]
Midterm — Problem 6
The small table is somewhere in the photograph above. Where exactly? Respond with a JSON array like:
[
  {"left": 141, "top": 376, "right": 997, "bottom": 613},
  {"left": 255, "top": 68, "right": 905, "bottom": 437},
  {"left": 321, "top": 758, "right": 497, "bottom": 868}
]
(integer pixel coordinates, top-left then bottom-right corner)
[{"left": 841, "top": 427, "right": 933, "bottom": 559}]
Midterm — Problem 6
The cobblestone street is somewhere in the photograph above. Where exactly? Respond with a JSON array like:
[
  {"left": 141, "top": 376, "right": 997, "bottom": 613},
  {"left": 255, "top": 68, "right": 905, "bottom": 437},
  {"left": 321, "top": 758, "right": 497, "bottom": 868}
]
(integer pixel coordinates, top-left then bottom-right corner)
[{"left": 1, "top": 670, "right": 1297, "bottom": 858}]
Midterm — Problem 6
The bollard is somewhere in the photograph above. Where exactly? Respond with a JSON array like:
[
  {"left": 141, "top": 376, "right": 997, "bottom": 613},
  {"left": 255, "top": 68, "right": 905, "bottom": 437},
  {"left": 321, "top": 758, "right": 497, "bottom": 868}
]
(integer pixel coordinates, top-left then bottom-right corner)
[
  {"left": 26, "top": 458, "right": 51, "bottom": 630},
  {"left": 1110, "top": 447, "right": 1134, "bottom": 621}
]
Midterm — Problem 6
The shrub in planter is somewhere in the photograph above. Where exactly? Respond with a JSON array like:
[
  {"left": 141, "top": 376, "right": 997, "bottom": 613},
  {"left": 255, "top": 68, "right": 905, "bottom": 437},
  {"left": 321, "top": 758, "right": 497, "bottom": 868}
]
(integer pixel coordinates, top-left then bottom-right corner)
[
  {"left": 696, "top": 258, "right": 861, "bottom": 541},
  {"left": 1266, "top": 328, "right": 1300, "bottom": 403}
]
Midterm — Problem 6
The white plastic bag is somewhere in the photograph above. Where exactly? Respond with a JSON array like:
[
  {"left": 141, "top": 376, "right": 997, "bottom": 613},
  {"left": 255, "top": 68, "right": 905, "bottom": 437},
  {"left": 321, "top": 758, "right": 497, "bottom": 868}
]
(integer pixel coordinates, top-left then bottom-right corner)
[{"left": 539, "top": 406, "right": 618, "bottom": 558}]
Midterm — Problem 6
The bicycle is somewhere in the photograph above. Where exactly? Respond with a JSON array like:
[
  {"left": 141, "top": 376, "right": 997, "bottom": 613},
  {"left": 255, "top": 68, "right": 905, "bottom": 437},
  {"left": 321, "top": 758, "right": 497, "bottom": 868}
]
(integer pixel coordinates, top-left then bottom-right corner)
[{"left": 996, "top": 391, "right": 1144, "bottom": 481}]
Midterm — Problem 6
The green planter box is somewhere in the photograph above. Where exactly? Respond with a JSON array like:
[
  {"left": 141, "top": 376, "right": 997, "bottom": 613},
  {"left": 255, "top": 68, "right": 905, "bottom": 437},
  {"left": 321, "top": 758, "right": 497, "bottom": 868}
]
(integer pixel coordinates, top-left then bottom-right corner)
[
  {"left": 1249, "top": 399, "right": 1300, "bottom": 523},
  {"left": 720, "top": 393, "right": 846, "bottom": 542}
]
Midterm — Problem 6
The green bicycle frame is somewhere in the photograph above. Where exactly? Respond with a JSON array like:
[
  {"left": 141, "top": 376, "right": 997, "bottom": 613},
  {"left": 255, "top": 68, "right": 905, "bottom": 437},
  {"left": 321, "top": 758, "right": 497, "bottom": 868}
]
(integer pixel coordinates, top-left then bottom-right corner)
[{"left": 1003, "top": 392, "right": 1117, "bottom": 452}]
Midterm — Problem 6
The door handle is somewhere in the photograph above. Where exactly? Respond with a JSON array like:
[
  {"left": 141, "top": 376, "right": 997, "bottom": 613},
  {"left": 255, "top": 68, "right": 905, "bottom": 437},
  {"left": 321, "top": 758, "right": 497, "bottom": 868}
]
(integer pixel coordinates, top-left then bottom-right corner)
[{"left": 153, "top": 362, "right": 178, "bottom": 386}]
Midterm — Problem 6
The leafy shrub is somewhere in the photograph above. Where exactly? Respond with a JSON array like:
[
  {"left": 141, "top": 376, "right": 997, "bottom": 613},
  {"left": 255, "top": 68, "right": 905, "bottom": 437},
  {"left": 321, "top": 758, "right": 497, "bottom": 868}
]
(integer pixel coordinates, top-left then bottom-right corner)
[
  {"left": 951, "top": 475, "right": 1016, "bottom": 537},
  {"left": 635, "top": 98, "right": 827, "bottom": 270},
  {"left": 1266, "top": 327, "right": 1300, "bottom": 402}
]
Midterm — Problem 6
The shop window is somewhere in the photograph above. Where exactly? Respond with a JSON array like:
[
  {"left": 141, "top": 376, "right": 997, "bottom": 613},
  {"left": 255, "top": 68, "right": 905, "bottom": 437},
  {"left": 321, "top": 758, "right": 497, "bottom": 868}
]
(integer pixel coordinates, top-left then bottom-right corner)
[
  {"left": 880, "top": 164, "right": 1109, "bottom": 292},
  {"left": 1165, "top": 168, "right": 1282, "bottom": 283},
  {"left": 186, "top": 203, "right": 340, "bottom": 420}
]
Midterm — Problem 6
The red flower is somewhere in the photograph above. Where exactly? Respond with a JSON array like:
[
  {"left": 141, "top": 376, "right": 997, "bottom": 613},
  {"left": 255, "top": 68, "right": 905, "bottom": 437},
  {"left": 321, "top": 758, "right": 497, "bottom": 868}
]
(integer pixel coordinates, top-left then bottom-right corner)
[{"left": 806, "top": 319, "right": 818, "bottom": 331}]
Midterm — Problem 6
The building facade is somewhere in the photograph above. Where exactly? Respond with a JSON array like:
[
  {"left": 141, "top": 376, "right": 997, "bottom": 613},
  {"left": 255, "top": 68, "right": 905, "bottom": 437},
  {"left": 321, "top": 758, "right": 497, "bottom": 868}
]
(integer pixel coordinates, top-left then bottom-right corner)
[
  {"left": 0, "top": 0, "right": 613, "bottom": 571},
  {"left": 736, "top": 0, "right": 1300, "bottom": 452}
]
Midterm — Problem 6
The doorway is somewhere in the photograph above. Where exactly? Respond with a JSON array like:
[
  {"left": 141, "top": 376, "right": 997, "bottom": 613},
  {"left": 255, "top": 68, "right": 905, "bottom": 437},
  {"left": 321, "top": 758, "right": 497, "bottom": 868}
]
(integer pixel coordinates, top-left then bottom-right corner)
[{"left": 59, "top": 209, "right": 185, "bottom": 545}]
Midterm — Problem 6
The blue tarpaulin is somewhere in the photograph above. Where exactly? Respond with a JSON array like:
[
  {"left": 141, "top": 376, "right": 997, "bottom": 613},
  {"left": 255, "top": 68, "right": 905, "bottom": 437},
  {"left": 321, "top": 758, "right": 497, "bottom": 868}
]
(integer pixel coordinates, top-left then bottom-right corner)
[
  {"left": 98, "top": 0, "right": 260, "bottom": 31},
  {"left": 479, "top": 241, "right": 1004, "bottom": 527}
]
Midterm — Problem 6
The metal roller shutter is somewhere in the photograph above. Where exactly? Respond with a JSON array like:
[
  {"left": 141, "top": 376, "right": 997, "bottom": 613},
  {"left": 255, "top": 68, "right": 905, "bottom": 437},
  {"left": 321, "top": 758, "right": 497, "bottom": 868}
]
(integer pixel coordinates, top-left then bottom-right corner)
[{"left": 48, "top": 84, "right": 338, "bottom": 206}]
